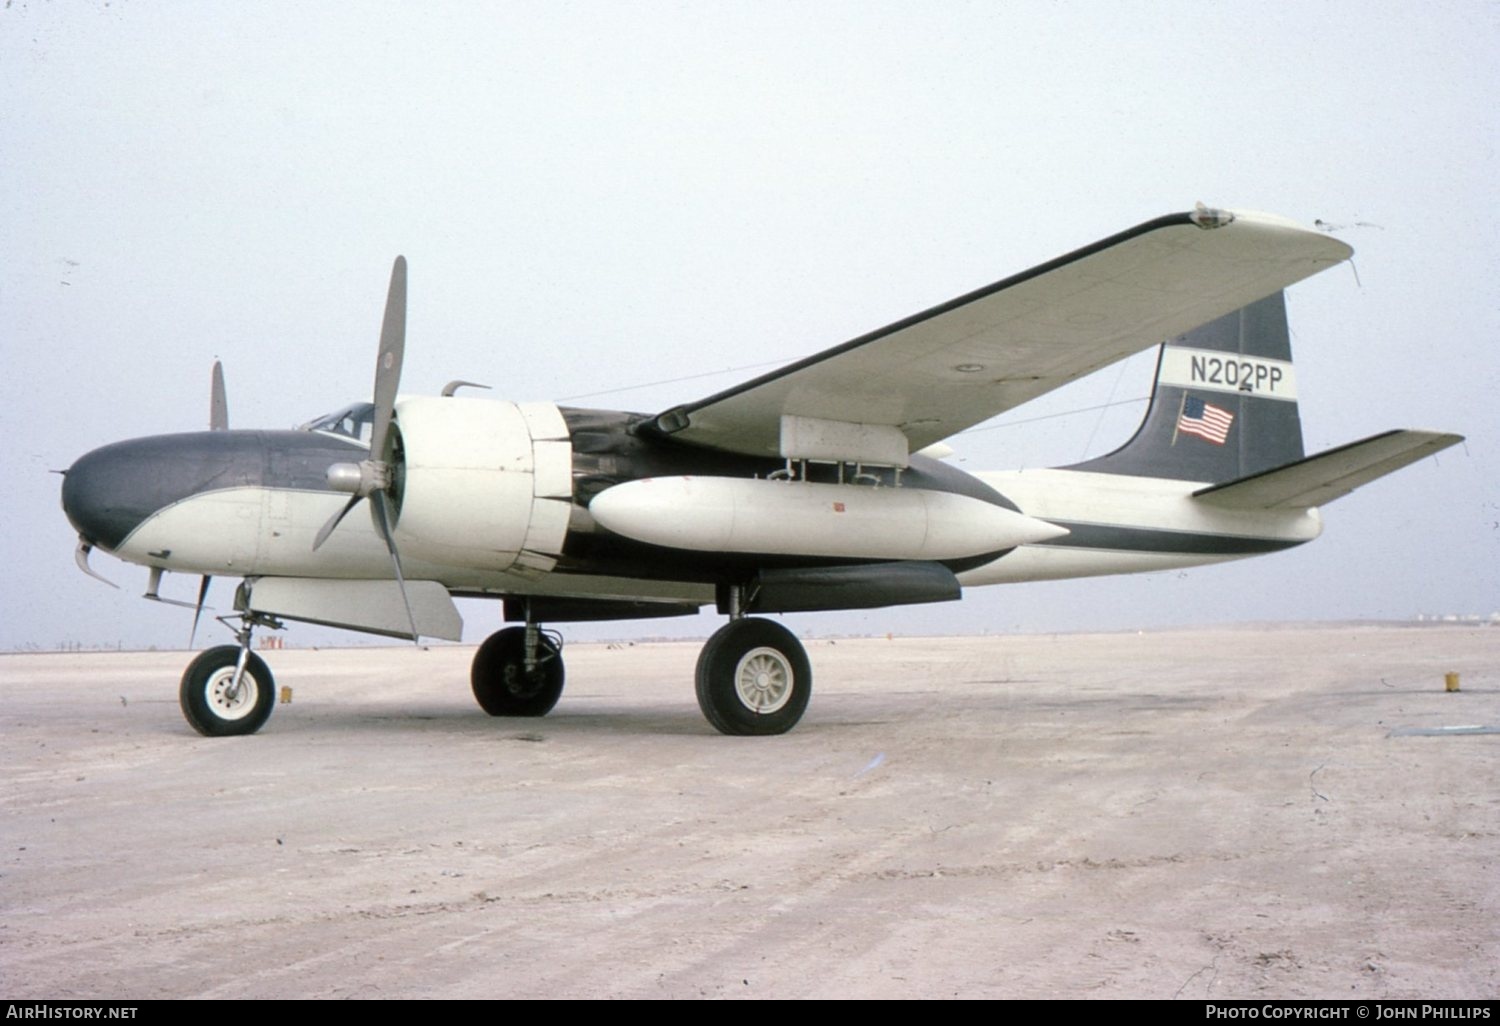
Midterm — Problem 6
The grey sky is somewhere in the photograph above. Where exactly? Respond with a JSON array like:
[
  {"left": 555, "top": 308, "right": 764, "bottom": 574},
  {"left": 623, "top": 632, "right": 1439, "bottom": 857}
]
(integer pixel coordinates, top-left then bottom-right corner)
[{"left": 4, "top": 1, "right": 1494, "bottom": 651}]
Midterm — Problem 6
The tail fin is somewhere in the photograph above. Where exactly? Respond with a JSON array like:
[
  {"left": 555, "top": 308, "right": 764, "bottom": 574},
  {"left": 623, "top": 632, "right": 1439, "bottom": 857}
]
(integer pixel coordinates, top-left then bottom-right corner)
[{"left": 1071, "top": 291, "right": 1305, "bottom": 483}]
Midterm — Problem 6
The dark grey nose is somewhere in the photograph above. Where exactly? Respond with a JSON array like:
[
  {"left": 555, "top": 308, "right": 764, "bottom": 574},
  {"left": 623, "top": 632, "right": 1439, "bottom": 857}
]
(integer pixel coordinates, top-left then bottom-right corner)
[
  {"left": 60, "top": 432, "right": 267, "bottom": 551},
  {"left": 61, "top": 430, "right": 369, "bottom": 551}
]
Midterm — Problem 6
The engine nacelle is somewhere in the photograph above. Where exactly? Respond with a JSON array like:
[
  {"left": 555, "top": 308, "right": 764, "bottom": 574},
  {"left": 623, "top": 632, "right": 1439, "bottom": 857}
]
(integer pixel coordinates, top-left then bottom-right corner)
[{"left": 392, "top": 397, "right": 573, "bottom": 573}]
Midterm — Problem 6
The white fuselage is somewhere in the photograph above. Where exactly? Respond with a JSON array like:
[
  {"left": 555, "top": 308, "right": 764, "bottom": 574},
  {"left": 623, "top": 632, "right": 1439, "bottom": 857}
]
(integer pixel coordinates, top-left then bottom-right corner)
[
  {"left": 107, "top": 408, "right": 1320, "bottom": 608},
  {"left": 960, "top": 467, "right": 1320, "bottom": 585}
]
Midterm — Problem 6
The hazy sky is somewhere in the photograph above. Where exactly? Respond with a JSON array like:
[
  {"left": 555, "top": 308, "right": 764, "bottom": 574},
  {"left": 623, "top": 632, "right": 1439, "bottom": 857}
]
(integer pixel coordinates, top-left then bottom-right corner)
[{"left": 4, "top": 1, "right": 1495, "bottom": 651}]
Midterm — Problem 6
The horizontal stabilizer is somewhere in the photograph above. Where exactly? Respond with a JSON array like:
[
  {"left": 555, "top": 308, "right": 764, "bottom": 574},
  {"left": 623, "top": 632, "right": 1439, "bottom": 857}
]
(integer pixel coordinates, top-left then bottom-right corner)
[{"left": 1193, "top": 430, "right": 1463, "bottom": 510}]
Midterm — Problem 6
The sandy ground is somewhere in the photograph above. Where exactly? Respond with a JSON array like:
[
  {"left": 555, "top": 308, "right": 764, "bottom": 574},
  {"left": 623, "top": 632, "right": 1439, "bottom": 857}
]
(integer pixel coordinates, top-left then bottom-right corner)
[{"left": 2, "top": 623, "right": 1496, "bottom": 999}]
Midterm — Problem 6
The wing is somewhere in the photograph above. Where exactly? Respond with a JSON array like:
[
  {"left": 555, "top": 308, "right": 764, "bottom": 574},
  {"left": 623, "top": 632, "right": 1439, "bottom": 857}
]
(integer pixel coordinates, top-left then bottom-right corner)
[{"left": 648, "top": 208, "right": 1352, "bottom": 462}]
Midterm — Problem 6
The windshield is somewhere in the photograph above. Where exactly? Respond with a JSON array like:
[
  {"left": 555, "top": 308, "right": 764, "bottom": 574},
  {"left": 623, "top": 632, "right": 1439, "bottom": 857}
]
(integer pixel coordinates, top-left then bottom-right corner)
[{"left": 298, "top": 402, "right": 376, "bottom": 445}]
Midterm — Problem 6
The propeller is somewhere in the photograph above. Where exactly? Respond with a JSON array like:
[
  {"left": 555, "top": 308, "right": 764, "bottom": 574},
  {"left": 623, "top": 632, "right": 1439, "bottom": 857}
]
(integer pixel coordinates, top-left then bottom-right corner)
[{"left": 314, "top": 256, "right": 420, "bottom": 641}]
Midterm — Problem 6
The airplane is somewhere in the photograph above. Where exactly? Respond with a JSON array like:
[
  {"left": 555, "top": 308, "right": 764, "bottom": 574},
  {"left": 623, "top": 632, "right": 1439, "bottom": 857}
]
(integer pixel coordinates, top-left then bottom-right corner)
[{"left": 59, "top": 206, "right": 1462, "bottom": 738}]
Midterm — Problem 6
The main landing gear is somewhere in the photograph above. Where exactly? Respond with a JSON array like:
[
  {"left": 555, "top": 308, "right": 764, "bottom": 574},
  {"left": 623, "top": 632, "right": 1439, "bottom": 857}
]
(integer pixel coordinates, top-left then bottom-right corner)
[
  {"left": 694, "top": 617, "right": 811, "bottom": 736},
  {"left": 693, "top": 582, "right": 811, "bottom": 735},
  {"left": 467, "top": 591, "right": 813, "bottom": 736},
  {"left": 470, "top": 623, "right": 565, "bottom": 717}
]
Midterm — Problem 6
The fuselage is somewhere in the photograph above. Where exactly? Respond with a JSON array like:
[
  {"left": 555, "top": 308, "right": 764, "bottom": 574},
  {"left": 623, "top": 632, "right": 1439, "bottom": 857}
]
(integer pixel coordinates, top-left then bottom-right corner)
[
  {"left": 61, "top": 397, "right": 1319, "bottom": 616},
  {"left": 961, "top": 467, "right": 1319, "bottom": 586}
]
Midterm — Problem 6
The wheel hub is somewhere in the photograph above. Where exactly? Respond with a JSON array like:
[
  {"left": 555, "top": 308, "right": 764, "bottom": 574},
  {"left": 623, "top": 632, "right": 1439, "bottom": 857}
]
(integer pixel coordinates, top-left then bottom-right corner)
[
  {"left": 207, "top": 668, "right": 257, "bottom": 720},
  {"left": 734, "top": 647, "right": 793, "bottom": 714}
]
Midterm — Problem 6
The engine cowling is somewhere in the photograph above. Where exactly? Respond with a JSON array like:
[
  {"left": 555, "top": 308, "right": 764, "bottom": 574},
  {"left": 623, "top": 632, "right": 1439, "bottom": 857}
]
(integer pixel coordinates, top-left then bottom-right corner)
[{"left": 391, "top": 397, "right": 572, "bottom": 573}]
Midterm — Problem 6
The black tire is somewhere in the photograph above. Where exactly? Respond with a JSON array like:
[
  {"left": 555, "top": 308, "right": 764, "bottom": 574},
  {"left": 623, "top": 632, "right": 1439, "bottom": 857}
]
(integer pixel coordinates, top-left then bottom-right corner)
[
  {"left": 180, "top": 645, "right": 276, "bottom": 737},
  {"left": 471, "top": 627, "right": 565, "bottom": 717},
  {"left": 695, "top": 618, "right": 811, "bottom": 736}
]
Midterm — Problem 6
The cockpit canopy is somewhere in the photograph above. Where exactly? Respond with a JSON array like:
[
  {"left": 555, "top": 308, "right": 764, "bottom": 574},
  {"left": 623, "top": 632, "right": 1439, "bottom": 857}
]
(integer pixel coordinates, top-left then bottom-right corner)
[{"left": 299, "top": 402, "right": 376, "bottom": 445}]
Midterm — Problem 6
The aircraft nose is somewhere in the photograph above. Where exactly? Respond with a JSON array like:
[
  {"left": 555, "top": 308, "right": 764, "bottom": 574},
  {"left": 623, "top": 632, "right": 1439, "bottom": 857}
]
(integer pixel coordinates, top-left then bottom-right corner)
[
  {"left": 61, "top": 433, "right": 268, "bottom": 551},
  {"left": 62, "top": 440, "right": 153, "bottom": 550}
]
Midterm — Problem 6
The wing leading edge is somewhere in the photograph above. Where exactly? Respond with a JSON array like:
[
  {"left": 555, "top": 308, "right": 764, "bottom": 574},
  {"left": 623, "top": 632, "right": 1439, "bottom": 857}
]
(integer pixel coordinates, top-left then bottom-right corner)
[{"left": 649, "top": 208, "right": 1353, "bottom": 462}]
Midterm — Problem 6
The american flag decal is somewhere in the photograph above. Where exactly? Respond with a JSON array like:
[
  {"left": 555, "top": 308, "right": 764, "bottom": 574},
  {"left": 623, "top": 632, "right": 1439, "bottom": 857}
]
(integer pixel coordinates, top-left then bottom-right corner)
[{"left": 1177, "top": 395, "right": 1234, "bottom": 445}]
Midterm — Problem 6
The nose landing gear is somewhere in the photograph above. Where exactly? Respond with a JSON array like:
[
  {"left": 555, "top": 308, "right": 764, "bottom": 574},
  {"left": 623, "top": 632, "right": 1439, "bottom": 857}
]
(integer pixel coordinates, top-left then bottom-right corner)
[{"left": 179, "top": 611, "right": 283, "bottom": 737}]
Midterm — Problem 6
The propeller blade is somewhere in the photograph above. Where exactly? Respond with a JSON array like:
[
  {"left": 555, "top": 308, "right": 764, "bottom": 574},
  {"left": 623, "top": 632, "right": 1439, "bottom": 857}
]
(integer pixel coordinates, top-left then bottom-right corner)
[
  {"left": 209, "top": 360, "right": 229, "bottom": 431},
  {"left": 371, "top": 489, "right": 420, "bottom": 643},
  {"left": 369, "top": 256, "right": 407, "bottom": 460},
  {"left": 188, "top": 575, "right": 212, "bottom": 648},
  {"left": 312, "top": 258, "right": 407, "bottom": 554},
  {"left": 313, "top": 493, "right": 361, "bottom": 551}
]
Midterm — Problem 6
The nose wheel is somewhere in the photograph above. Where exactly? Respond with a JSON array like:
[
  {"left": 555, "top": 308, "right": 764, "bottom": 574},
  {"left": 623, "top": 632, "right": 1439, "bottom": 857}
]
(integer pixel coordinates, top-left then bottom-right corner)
[
  {"left": 180, "top": 645, "right": 276, "bottom": 737},
  {"left": 178, "top": 608, "right": 284, "bottom": 737},
  {"left": 695, "top": 618, "right": 811, "bottom": 736}
]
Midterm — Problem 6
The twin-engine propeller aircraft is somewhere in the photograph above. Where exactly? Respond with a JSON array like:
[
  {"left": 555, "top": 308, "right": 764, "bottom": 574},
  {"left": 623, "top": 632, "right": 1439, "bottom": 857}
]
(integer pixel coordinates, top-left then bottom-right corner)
[{"left": 61, "top": 207, "right": 1461, "bottom": 737}]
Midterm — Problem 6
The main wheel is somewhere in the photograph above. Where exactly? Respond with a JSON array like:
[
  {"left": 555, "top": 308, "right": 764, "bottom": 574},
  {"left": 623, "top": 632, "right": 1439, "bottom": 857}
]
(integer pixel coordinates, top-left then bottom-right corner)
[
  {"left": 180, "top": 645, "right": 276, "bottom": 737},
  {"left": 471, "top": 627, "right": 565, "bottom": 717},
  {"left": 695, "top": 618, "right": 811, "bottom": 736}
]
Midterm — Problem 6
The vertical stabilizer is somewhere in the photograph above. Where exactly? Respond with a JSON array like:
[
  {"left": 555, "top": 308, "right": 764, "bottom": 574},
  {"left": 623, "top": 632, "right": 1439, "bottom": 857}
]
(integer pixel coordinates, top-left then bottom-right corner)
[{"left": 1070, "top": 291, "right": 1305, "bottom": 483}]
